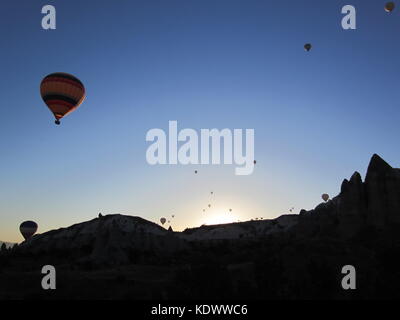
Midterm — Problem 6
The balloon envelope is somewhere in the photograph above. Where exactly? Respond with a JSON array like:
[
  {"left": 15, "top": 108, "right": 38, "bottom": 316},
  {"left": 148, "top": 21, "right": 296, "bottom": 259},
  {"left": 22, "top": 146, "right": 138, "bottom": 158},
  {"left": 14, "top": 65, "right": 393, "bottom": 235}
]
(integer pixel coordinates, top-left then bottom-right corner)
[
  {"left": 19, "top": 221, "right": 38, "bottom": 240},
  {"left": 40, "top": 72, "right": 86, "bottom": 124},
  {"left": 304, "top": 43, "right": 312, "bottom": 51},
  {"left": 385, "top": 2, "right": 395, "bottom": 12},
  {"left": 322, "top": 193, "right": 330, "bottom": 202},
  {"left": 160, "top": 217, "right": 166, "bottom": 225}
]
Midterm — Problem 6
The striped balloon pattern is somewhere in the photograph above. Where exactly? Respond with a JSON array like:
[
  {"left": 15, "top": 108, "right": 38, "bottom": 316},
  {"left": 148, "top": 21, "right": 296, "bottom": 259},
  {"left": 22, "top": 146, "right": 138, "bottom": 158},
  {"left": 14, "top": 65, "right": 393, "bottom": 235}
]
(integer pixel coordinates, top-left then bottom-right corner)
[
  {"left": 40, "top": 72, "right": 86, "bottom": 124},
  {"left": 19, "top": 221, "right": 38, "bottom": 240}
]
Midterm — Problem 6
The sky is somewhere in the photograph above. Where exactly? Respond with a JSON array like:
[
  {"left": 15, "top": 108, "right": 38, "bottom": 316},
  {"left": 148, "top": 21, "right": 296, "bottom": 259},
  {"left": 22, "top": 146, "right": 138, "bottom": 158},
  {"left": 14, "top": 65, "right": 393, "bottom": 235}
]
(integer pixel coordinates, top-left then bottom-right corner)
[{"left": 1, "top": 0, "right": 400, "bottom": 242}]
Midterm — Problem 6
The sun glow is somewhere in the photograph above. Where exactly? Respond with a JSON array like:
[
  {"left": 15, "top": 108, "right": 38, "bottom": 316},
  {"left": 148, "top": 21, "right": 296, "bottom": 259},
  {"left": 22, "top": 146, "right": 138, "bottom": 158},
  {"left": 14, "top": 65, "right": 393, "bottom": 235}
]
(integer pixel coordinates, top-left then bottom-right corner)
[{"left": 203, "top": 211, "right": 237, "bottom": 226}]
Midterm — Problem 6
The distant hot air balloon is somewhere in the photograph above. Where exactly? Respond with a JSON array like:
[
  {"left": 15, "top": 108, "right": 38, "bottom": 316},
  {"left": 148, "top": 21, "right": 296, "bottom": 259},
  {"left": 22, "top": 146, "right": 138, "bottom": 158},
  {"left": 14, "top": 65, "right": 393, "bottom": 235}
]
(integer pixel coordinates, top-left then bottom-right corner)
[
  {"left": 208, "top": 204, "right": 211, "bottom": 208},
  {"left": 385, "top": 2, "right": 395, "bottom": 12},
  {"left": 304, "top": 43, "right": 312, "bottom": 52},
  {"left": 203, "top": 209, "right": 205, "bottom": 212},
  {"left": 160, "top": 217, "right": 166, "bottom": 225},
  {"left": 172, "top": 215, "right": 175, "bottom": 218},
  {"left": 19, "top": 221, "right": 38, "bottom": 240},
  {"left": 40, "top": 72, "right": 86, "bottom": 125},
  {"left": 322, "top": 193, "right": 330, "bottom": 202},
  {"left": 194, "top": 170, "right": 198, "bottom": 174},
  {"left": 254, "top": 160, "right": 257, "bottom": 164},
  {"left": 210, "top": 191, "right": 213, "bottom": 195}
]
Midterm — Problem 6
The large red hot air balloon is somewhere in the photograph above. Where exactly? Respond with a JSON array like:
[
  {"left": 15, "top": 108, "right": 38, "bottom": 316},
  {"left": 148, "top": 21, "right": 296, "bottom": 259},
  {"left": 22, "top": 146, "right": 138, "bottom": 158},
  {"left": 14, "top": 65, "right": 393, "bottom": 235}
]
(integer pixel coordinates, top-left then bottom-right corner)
[
  {"left": 40, "top": 72, "right": 86, "bottom": 125},
  {"left": 19, "top": 221, "right": 38, "bottom": 240}
]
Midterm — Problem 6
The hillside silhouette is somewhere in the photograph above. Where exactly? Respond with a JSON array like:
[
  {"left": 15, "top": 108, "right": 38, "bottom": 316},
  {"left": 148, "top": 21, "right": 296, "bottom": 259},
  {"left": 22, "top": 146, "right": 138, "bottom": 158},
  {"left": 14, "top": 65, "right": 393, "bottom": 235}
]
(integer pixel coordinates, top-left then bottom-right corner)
[{"left": 1, "top": 154, "right": 400, "bottom": 299}]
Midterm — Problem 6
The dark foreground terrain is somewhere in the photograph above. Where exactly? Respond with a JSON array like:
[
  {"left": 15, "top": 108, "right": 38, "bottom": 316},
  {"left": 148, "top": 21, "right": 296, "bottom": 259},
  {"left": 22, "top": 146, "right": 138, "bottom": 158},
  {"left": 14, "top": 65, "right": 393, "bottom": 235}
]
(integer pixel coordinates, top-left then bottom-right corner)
[{"left": 1, "top": 154, "right": 400, "bottom": 300}]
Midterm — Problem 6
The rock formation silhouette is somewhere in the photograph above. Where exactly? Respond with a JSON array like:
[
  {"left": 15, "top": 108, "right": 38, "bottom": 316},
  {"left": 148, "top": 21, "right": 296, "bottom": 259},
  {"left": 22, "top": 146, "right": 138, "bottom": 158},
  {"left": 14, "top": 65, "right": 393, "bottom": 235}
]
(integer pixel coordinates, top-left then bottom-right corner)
[
  {"left": 297, "top": 154, "right": 400, "bottom": 237},
  {"left": 1, "top": 154, "right": 400, "bottom": 299}
]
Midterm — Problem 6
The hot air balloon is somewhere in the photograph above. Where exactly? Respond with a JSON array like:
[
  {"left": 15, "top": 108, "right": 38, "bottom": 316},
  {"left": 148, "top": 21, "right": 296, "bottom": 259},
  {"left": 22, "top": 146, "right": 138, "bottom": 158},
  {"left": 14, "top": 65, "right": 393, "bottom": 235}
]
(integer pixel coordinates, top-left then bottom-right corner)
[
  {"left": 208, "top": 204, "right": 211, "bottom": 208},
  {"left": 210, "top": 192, "right": 213, "bottom": 195},
  {"left": 19, "top": 221, "right": 38, "bottom": 240},
  {"left": 172, "top": 215, "right": 175, "bottom": 218},
  {"left": 203, "top": 209, "right": 205, "bottom": 212},
  {"left": 304, "top": 43, "right": 312, "bottom": 52},
  {"left": 229, "top": 209, "right": 232, "bottom": 212},
  {"left": 194, "top": 170, "right": 198, "bottom": 174},
  {"left": 322, "top": 193, "right": 330, "bottom": 202},
  {"left": 254, "top": 160, "right": 257, "bottom": 164},
  {"left": 40, "top": 72, "right": 86, "bottom": 125},
  {"left": 385, "top": 2, "right": 395, "bottom": 12},
  {"left": 160, "top": 217, "right": 166, "bottom": 225}
]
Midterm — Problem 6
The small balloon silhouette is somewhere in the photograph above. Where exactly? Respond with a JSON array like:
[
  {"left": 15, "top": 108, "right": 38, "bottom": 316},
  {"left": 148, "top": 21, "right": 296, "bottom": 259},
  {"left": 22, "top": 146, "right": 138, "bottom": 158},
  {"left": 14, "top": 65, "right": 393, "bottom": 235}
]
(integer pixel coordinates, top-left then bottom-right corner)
[
  {"left": 385, "top": 2, "right": 395, "bottom": 12},
  {"left": 322, "top": 193, "right": 330, "bottom": 202},
  {"left": 20, "top": 221, "right": 38, "bottom": 240}
]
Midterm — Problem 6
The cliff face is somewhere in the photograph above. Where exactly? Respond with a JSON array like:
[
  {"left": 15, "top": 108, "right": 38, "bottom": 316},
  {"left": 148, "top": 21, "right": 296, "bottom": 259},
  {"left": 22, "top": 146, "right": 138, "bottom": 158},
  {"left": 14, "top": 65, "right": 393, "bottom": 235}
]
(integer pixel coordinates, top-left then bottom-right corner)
[
  {"left": 300, "top": 154, "right": 400, "bottom": 237},
  {"left": 364, "top": 154, "right": 400, "bottom": 227},
  {"left": 17, "top": 215, "right": 188, "bottom": 267}
]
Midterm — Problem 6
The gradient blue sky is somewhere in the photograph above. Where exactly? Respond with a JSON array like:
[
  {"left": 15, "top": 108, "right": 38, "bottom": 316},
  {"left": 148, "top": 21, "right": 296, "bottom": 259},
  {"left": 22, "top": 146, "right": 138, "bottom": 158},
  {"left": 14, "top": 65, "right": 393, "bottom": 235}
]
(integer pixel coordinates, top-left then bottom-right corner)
[{"left": 1, "top": 0, "right": 399, "bottom": 242}]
